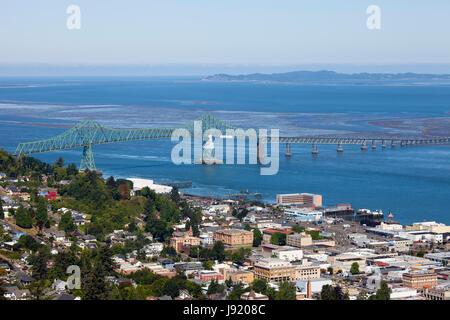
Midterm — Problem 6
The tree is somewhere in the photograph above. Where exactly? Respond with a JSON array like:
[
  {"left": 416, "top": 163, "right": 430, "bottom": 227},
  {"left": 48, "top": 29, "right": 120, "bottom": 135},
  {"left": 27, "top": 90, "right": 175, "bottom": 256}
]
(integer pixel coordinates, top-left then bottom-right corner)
[
  {"left": 228, "top": 282, "right": 246, "bottom": 300},
  {"left": 334, "top": 286, "right": 349, "bottom": 300},
  {"left": 97, "top": 245, "right": 116, "bottom": 275},
  {"left": 32, "top": 251, "right": 48, "bottom": 280},
  {"left": 53, "top": 250, "right": 78, "bottom": 279},
  {"left": 374, "top": 280, "right": 391, "bottom": 300},
  {"left": 202, "top": 260, "right": 214, "bottom": 270},
  {"left": 67, "top": 163, "right": 78, "bottom": 176},
  {"left": 350, "top": 262, "right": 360, "bottom": 275},
  {"left": 143, "top": 198, "right": 155, "bottom": 215},
  {"left": 170, "top": 187, "right": 181, "bottom": 204},
  {"left": 54, "top": 157, "right": 65, "bottom": 168},
  {"left": 270, "top": 232, "right": 286, "bottom": 245},
  {"left": 327, "top": 266, "right": 334, "bottom": 275},
  {"left": 251, "top": 279, "right": 268, "bottom": 294},
  {"left": 28, "top": 280, "right": 46, "bottom": 300},
  {"left": 320, "top": 284, "right": 335, "bottom": 300},
  {"left": 82, "top": 260, "right": 111, "bottom": 300},
  {"left": 275, "top": 281, "right": 297, "bottom": 300},
  {"left": 292, "top": 225, "right": 305, "bottom": 233},
  {"left": 59, "top": 212, "right": 76, "bottom": 233},
  {"left": 35, "top": 197, "right": 48, "bottom": 231},
  {"left": 15, "top": 205, "right": 32, "bottom": 228},
  {"left": 212, "top": 241, "right": 225, "bottom": 262},
  {"left": 253, "top": 229, "right": 262, "bottom": 247},
  {"left": 0, "top": 201, "right": 4, "bottom": 219},
  {"left": 207, "top": 279, "right": 225, "bottom": 295}
]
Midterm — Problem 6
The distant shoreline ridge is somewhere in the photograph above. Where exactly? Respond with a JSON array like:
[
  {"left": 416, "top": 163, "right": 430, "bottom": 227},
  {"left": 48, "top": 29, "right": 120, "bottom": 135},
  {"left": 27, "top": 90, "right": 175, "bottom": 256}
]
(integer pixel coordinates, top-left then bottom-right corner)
[{"left": 203, "top": 70, "right": 450, "bottom": 85}]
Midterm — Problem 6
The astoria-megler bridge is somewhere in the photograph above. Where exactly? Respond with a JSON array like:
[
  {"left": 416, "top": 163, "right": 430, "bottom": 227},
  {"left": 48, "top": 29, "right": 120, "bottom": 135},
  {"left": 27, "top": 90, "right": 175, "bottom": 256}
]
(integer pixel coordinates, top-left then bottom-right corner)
[{"left": 13, "top": 114, "right": 450, "bottom": 170}]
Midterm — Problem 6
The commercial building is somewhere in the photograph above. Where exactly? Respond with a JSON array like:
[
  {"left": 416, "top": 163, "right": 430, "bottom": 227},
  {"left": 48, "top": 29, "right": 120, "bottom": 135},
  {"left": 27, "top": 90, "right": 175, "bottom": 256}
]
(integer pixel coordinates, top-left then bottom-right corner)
[
  {"left": 170, "top": 235, "right": 201, "bottom": 253},
  {"left": 222, "top": 269, "right": 254, "bottom": 284},
  {"left": 406, "top": 221, "right": 450, "bottom": 234},
  {"left": 195, "top": 270, "right": 224, "bottom": 282},
  {"left": 214, "top": 229, "right": 253, "bottom": 247},
  {"left": 295, "top": 265, "right": 321, "bottom": 280},
  {"left": 253, "top": 258, "right": 320, "bottom": 283},
  {"left": 402, "top": 272, "right": 438, "bottom": 289},
  {"left": 286, "top": 232, "right": 313, "bottom": 248},
  {"left": 276, "top": 193, "right": 322, "bottom": 207},
  {"left": 296, "top": 278, "right": 332, "bottom": 294},
  {"left": 284, "top": 209, "right": 323, "bottom": 221},
  {"left": 423, "top": 283, "right": 450, "bottom": 300},
  {"left": 253, "top": 258, "right": 298, "bottom": 283}
]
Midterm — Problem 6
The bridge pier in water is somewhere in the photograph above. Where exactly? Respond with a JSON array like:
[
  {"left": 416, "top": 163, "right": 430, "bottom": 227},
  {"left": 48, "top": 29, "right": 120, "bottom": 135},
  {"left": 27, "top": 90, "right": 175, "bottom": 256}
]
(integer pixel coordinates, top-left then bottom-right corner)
[
  {"left": 337, "top": 142, "right": 343, "bottom": 153},
  {"left": 312, "top": 143, "right": 318, "bottom": 155},
  {"left": 285, "top": 143, "right": 292, "bottom": 157},
  {"left": 361, "top": 140, "right": 367, "bottom": 151},
  {"left": 391, "top": 140, "right": 396, "bottom": 148},
  {"left": 372, "top": 140, "right": 376, "bottom": 150},
  {"left": 382, "top": 140, "right": 386, "bottom": 149}
]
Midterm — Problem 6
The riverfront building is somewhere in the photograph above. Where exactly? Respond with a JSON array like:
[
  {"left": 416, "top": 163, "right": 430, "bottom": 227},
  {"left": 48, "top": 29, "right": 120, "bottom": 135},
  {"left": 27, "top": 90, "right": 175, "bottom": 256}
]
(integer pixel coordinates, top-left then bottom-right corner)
[
  {"left": 276, "top": 193, "right": 322, "bottom": 207},
  {"left": 284, "top": 208, "right": 323, "bottom": 221}
]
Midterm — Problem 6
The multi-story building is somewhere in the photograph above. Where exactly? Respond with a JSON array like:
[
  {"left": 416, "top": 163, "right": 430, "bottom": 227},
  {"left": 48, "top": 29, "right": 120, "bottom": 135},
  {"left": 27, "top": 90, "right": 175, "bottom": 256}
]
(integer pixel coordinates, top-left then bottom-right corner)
[
  {"left": 286, "top": 232, "right": 313, "bottom": 248},
  {"left": 253, "top": 258, "right": 298, "bottom": 283},
  {"left": 214, "top": 229, "right": 253, "bottom": 247},
  {"left": 423, "top": 284, "right": 450, "bottom": 300},
  {"left": 402, "top": 272, "right": 438, "bottom": 289},
  {"left": 276, "top": 193, "right": 322, "bottom": 207},
  {"left": 222, "top": 269, "right": 254, "bottom": 284},
  {"left": 295, "top": 265, "right": 321, "bottom": 280},
  {"left": 195, "top": 270, "right": 224, "bottom": 282},
  {"left": 170, "top": 235, "right": 201, "bottom": 253}
]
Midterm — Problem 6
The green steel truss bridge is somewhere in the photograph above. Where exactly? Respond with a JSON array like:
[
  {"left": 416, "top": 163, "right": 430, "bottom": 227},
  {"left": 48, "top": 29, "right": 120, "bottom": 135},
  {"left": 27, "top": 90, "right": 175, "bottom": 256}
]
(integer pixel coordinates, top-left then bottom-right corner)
[{"left": 14, "top": 114, "right": 450, "bottom": 170}]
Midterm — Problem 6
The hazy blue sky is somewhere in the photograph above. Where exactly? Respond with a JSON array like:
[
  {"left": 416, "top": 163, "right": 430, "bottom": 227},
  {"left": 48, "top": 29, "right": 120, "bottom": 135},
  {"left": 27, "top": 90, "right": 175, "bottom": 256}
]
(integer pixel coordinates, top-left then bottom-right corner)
[{"left": 0, "top": 1, "right": 449, "bottom": 73}]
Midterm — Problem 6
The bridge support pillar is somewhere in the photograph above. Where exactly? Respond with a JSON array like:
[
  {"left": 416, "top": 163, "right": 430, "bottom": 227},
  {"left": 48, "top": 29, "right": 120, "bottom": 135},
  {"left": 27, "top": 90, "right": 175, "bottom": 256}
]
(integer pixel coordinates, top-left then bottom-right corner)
[
  {"left": 401, "top": 140, "right": 406, "bottom": 147},
  {"left": 381, "top": 140, "right": 386, "bottom": 149},
  {"left": 391, "top": 140, "right": 396, "bottom": 148},
  {"left": 312, "top": 143, "right": 318, "bottom": 155},
  {"left": 80, "top": 144, "right": 96, "bottom": 171},
  {"left": 337, "top": 142, "right": 343, "bottom": 153},
  {"left": 285, "top": 143, "right": 292, "bottom": 157},
  {"left": 361, "top": 140, "right": 368, "bottom": 151}
]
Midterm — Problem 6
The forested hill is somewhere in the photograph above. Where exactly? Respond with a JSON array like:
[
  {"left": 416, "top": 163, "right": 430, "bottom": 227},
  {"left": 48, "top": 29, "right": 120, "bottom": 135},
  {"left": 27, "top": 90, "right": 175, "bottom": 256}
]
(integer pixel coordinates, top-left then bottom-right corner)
[{"left": 203, "top": 70, "right": 450, "bottom": 85}]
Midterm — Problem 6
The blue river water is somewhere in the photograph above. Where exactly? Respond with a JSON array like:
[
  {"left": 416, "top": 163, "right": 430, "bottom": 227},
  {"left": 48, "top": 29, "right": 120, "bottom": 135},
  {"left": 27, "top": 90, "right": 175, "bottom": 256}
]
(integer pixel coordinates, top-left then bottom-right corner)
[{"left": 0, "top": 77, "right": 449, "bottom": 225}]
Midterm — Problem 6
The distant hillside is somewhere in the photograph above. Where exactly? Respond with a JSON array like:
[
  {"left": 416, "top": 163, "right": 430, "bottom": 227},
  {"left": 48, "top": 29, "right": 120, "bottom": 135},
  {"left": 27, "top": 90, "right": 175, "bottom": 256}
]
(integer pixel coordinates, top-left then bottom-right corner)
[{"left": 203, "top": 70, "right": 450, "bottom": 85}]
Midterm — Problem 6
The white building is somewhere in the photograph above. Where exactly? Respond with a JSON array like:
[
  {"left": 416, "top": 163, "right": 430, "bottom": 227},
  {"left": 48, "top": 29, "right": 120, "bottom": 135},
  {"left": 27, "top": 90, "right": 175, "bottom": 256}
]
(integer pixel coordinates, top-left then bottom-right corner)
[
  {"left": 272, "top": 247, "right": 303, "bottom": 262},
  {"left": 200, "top": 233, "right": 214, "bottom": 246},
  {"left": 128, "top": 178, "right": 172, "bottom": 194},
  {"left": 284, "top": 208, "right": 323, "bottom": 221},
  {"left": 296, "top": 278, "right": 332, "bottom": 294}
]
